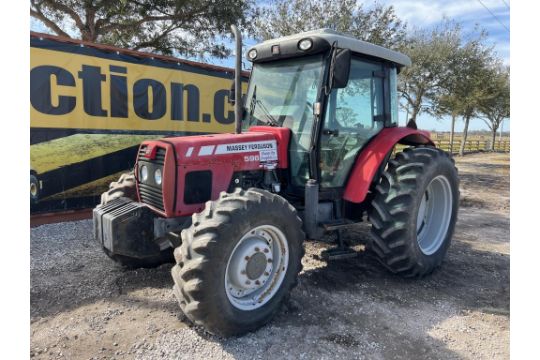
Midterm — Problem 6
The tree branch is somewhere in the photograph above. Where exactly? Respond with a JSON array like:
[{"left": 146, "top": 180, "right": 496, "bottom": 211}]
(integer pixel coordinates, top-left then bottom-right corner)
[
  {"left": 132, "top": 23, "right": 182, "bottom": 51},
  {"left": 482, "top": 118, "right": 498, "bottom": 132},
  {"left": 30, "top": 8, "right": 71, "bottom": 38},
  {"left": 98, "top": 15, "right": 176, "bottom": 34},
  {"left": 42, "top": 0, "right": 85, "bottom": 31},
  {"left": 100, "top": 0, "right": 213, "bottom": 34}
]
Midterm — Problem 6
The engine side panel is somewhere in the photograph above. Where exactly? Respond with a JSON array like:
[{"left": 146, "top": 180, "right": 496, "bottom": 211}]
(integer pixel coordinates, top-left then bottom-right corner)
[{"left": 343, "top": 127, "right": 433, "bottom": 203}]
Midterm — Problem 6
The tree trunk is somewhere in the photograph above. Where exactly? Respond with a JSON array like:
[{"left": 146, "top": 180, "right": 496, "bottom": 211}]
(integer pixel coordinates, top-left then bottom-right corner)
[
  {"left": 449, "top": 114, "right": 456, "bottom": 154},
  {"left": 491, "top": 127, "right": 497, "bottom": 151},
  {"left": 459, "top": 115, "right": 470, "bottom": 156},
  {"left": 409, "top": 105, "right": 420, "bottom": 123},
  {"left": 405, "top": 105, "right": 410, "bottom": 127}
]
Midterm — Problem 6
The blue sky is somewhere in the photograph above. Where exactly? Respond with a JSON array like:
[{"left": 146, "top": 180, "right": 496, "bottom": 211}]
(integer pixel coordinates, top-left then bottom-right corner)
[{"left": 30, "top": 0, "right": 510, "bottom": 132}]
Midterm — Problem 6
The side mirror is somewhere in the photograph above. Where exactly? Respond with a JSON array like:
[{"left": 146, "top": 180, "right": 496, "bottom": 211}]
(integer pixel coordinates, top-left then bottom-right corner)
[
  {"left": 331, "top": 49, "right": 351, "bottom": 89},
  {"left": 228, "top": 81, "right": 236, "bottom": 105}
]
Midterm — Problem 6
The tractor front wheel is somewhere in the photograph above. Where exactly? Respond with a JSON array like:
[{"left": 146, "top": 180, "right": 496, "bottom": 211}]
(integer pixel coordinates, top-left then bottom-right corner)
[
  {"left": 368, "top": 146, "right": 459, "bottom": 278},
  {"left": 171, "top": 188, "right": 305, "bottom": 336},
  {"left": 100, "top": 172, "right": 137, "bottom": 206}
]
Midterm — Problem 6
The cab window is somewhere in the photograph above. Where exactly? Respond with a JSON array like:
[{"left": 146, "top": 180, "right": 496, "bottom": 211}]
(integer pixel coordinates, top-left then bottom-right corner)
[{"left": 320, "top": 58, "right": 386, "bottom": 188}]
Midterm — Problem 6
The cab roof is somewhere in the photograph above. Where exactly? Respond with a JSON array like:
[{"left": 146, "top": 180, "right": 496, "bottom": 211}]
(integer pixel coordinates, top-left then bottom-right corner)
[{"left": 251, "top": 28, "right": 411, "bottom": 68}]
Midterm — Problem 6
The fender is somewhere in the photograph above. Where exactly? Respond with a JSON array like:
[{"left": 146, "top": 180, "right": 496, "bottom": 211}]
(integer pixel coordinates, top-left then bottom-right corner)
[{"left": 343, "top": 127, "right": 434, "bottom": 203}]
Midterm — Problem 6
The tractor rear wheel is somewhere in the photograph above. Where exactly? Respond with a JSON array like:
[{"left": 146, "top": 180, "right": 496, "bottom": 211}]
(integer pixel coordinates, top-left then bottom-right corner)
[
  {"left": 99, "top": 172, "right": 173, "bottom": 269},
  {"left": 368, "top": 146, "right": 459, "bottom": 278},
  {"left": 171, "top": 188, "right": 305, "bottom": 336}
]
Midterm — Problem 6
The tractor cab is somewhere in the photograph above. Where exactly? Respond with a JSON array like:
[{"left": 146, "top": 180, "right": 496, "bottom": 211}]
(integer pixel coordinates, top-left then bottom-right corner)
[{"left": 241, "top": 29, "right": 410, "bottom": 192}]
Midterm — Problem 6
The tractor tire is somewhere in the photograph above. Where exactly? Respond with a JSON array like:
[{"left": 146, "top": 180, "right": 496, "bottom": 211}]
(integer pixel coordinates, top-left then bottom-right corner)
[
  {"left": 368, "top": 146, "right": 459, "bottom": 278},
  {"left": 171, "top": 188, "right": 305, "bottom": 337},
  {"left": 99, "top": 172, "right": 173, "bottom": 269},
  {"left": 100, "top": 172, "right": 137, "bottom": 206}
]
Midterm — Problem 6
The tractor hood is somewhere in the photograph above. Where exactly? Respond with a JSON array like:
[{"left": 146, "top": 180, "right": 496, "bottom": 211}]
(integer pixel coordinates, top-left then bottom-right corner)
[
  {"left": 135, "top": 126, "right": 291, "bottom": 218},
  {"left": 142, "top": 126, "right": 290, "bottom": 169}
]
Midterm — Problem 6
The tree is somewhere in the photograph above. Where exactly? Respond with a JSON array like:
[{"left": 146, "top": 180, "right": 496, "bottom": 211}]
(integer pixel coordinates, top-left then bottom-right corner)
[
  {"left": 451, "top": 36, "right": 495, "bottom": 156},
  {"left": 30, "top": 0, "right": 254, "bottom": 58},
  {"left": 433, "top": 42, "right": 467, "bottom": 154},
  {"left": 479, "top": 66, "right": 510, "bottom": 150},
  {"left": 430, "top": 28, "right": 496, "bottom": 155},
  {"left": 398, "top": 22, "right": 461, "bottom": 126},
  {"left": 251, "top": 0, "right": 407, "bottom": 50}
]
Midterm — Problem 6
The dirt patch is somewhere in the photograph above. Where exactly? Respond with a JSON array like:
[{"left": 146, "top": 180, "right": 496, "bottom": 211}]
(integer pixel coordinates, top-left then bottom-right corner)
[{"left": 30, "top": 153, "right": 509, "bottom": 359}]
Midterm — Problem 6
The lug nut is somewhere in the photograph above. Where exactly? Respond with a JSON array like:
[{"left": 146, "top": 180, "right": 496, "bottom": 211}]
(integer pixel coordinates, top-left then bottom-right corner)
[
  {"left": 255, "top": 280, "right": 261, "bottom": 285},
  {"left": 245, "top": 280, "right": 251, "bottom": 285},
  {"left": 255, "top": 247, "right": 260, "bottom": 252},
  {"left": 244, "top": 256, "right": 250, "bottom": 261},
  {"left": 241, "top": 270, "right": 246, "bottom": 275},
  {"left": 263, "top": 248, "right": 269, "bottom": 253},
  {"left": 268, "top": 258, "right": 273, "bottom": 263}
]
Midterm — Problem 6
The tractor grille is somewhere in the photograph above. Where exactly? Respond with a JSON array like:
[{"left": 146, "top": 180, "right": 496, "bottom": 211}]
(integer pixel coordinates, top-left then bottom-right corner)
[{"left": 137, "top": 146, "right": 166, "bottom": 211}]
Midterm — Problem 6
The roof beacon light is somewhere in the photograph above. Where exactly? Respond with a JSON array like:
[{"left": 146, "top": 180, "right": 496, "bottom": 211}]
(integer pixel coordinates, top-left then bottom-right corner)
[
  {"left": 298, "top": 38, "right": 313, "bottom": 51},
  {"left": 247, "top": 49, "right": 257, "bottom": 60}
]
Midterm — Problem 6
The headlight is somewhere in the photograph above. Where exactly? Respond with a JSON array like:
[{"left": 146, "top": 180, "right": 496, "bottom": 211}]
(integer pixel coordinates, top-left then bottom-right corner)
[
  {"left": 247, "top": 49, "right": 257, "bottom": 60},
  {"left": 140, "top": 165, "right": 148, "bottom": 182},
  {"left": 298, "top": 38, "right": 313, "bottom": 51},
  {"left": 154, "top": 168, "right": 162, "bottom": 185}
]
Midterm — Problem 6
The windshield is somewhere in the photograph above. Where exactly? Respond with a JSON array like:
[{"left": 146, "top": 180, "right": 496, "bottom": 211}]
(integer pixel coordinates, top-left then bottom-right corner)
[{"left": 242, "top": 55, "right": 325, "bottom": 186}]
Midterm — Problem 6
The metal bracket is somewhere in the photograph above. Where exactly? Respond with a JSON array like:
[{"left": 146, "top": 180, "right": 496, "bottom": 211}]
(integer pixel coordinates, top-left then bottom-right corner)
[{"left": 153, "top": 216, "right": 191, "bottom": 240}]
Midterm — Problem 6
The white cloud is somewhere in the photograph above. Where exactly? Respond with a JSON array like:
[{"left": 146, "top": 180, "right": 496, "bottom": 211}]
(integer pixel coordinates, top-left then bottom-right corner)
[
  {"left": 384, "top": 0, "right": 510, "bottom": 65},
  {"left": 387, "top": 0, "right": 509, "bottom": 27}
]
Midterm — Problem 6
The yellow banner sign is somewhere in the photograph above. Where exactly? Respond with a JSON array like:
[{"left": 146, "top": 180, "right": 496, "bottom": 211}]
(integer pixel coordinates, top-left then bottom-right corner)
[{"left": 30, "top": 45, "right": 246, "bottom": 134}]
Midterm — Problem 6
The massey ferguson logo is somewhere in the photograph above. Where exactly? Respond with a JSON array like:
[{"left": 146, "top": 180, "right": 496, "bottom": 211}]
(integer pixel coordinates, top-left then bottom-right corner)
[
  {"left": 225, "top": 143, "right": 274, "bottom": 152},
  {"left": 185, "top": 140, "right": 278, "bottom": 163}
]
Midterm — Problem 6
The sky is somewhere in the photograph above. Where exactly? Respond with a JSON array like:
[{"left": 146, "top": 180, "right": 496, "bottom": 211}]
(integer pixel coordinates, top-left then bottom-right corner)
[{"left": 30, "top": 0, "right": 510, "bottom": 132}]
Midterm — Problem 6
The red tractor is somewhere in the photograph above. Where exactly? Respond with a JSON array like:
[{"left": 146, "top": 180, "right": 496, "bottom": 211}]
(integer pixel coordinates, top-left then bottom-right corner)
[{"left": 94, "top": 28, "right": 459, "bottom": 336}]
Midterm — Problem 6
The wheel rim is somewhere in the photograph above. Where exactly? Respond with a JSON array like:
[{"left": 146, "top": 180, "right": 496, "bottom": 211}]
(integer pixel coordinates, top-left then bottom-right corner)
[
  {"left": 416, "top": 175, "right": 453, "bottom": 255},
  {"left": 30, "top": 182, "right": 38, "bottom": 197},
  {"left": 225, "top": 225, "right": 289, "bottom": 311}
]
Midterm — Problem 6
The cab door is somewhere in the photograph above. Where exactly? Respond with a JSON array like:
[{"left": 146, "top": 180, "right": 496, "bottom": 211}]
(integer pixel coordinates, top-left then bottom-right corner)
[{"left": 319, "top": 58, "right": 387, "bottom": 188}]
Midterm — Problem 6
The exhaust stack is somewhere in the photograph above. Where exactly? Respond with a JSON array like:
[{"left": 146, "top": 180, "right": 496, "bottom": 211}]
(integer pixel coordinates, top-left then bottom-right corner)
[{"left": 231, "top": 25, "right": 242, "bottom": 134}]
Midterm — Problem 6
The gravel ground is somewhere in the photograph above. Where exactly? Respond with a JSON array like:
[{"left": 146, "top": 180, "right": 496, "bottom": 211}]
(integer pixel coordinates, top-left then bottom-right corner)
[{"left": 30, "top": 152, "right": 510, "bottom": 359}]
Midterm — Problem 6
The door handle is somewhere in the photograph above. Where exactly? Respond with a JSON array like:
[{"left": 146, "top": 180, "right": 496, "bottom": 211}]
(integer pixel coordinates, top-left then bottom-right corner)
[{"left": 322, "top": 129, "right": 340, "bottom": 136}]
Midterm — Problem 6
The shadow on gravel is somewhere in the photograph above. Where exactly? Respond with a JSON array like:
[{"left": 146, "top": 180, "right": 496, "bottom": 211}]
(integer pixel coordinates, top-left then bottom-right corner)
[
  {"left": 299, "top": 240, "right": 509, "bottom": 313},
  {"left": 30, "top": 219, "right": 177, "bottom": 319},
  {"left": 30, "top": 260, "right": 177, "bottom": 319}
]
